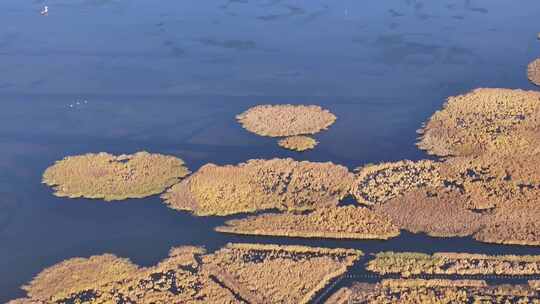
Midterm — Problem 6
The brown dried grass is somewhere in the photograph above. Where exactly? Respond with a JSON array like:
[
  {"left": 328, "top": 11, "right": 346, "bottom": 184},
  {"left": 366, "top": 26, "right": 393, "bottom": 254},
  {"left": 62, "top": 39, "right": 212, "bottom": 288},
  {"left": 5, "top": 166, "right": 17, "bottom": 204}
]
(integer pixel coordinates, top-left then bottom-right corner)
[
  {"left": 352, "top": 160, "right": 441, "bottom": 205},
  {"left": 11, "top": 244, "right": 362, "bottom": 303},
  {"left": 277, "top": 135, "right": 319, "bottom": 151},
  {"left": 368, "top": 252, "right": 540, "bottom": 276},
  {"left": 373, "top": 189, "right": 484, "bottom": 237},
  {"left": 439, "top": 153, "right": 540, "bottom": 210},
  {"left": 529, "top": 58, "right": 540, "bottom": 86},
  {"left": 351, "top": 152, "right": 540, "bottom": 242},
  {"left": 236, "top": 104, "right": 336, "bottom": 137},
  {"left": 203, "top": 243, "right": 362, "bottom": 304},
  {"left": 474, "top": 199, "right": 540, "bottom": 246},
  {"left": 162, "top": 158, "right": 354, "bottom": 216},
  {"left": 22, "top": 254, "right": 140, "bottom": 301},
  {"left": 334, "top": 280, "right": 540, "bottom": 303},
  {"left": 530, "top": 280, "right": 540, "bottom": 290},
  {"left": 417, "top": 88, "right": 540, "bottom": 157},
  {"left": 215, "top": 206, "right": 400, "bottom": 240},
  {"left": 42, "top": 151, "right": 190, "bottom": 201},
  {"left": 14, "top": 246, "right": 241, "bottom": 303},
  {"left": 381, "top": 279, "right": 488, "bottom": 288}
]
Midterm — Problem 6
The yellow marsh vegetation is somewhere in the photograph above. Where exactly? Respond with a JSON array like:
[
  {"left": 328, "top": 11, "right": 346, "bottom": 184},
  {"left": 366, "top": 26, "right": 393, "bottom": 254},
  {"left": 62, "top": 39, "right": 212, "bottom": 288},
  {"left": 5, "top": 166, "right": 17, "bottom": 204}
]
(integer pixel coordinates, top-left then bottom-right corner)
[
  {"left": 236, "top": 104, "right": 336, "bottom": 137},
  {"left": 43, "top": 151, "right": 190, "bottom": 201},
  {"left": 352, "top": 152, "right": 540, "bottom": 242},
  {"left": 473, "top": 198, "right": 540, "bottom": 246},
  {"left": 352, "top": 160, "right": 441, "bottom": 205},
  {"left": 216, "top": 206, "right": 400, "bottom": 240},
  {"left": 529, "top": 58, "right": 540, "bottom": 86},
  {"left": 277, "top": 135, "right": 318, "bottom": 151},
  {"left": 368, "top": 252, "right": 540, "bottom": 276},
  {"left": 373, "top": 189, "right": 484, "bottom": 237},
  {"left": 329, "top": 280, "right": 540, "bottom": 304},
  {"left": 11, "top": 244, "right": 361, "bottom": 304},
  {"left": 417, "top": 88, "right": 540, "bottom": 157},
  {"left": 22, "top": 254, "right": 140, "bottom": 301},
  {"left": 162, "top": 158, "right": 354, "bottom": 216},
  {"left": 202, "top": 243, "right": 362, "bottom": 304}
]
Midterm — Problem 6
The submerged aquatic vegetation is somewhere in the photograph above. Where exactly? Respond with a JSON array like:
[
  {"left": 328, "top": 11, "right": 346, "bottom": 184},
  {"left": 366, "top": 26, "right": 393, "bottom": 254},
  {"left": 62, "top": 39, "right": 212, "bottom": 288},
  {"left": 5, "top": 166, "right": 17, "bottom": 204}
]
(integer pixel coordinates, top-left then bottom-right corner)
[
  {"left": 277, "top": 135, "right": 318, "bottom": 151},
  {"left": 11, "top": 244, "right": 361, "bottom": 304},
  {"left": 202, "top": 243, "right": 362, "bottom": 304},
  {"left": 373, "top": 189, "right": 484, "bottom": 237},
  {"left": 529, "top": 58, "right": 540, "bottom": 86},
  {"left": 42, "top": 151, "right": 190, "bottom": 201},
  {"left": 368, "top": 252, "right": 540, "bottom": 276},
  {"left": 236, "top": 104, "right": 336, "bottom": 137},
  {"left": 352, "top": 160, "right": 441, "bottom": 205},
  {"left": 216, "top": 206, "right": 400, "bottom": 240},
  {"left": 327, "top": 280, "right": 540, "bottom": 304},
  {"left": 417, "top": 88, "right": 540, "bottom": 157},
  {"left": 162, "top": 158, "right": 354, "bottom": 216}
]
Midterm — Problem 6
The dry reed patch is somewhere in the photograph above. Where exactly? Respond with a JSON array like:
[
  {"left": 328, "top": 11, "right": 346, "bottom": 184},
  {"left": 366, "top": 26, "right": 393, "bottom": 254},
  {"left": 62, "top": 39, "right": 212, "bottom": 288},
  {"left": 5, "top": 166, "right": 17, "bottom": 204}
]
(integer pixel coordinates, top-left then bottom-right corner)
[
  {"left": 352, "top": 160, "right": 441, "bottom": 205},
  {"left": 22, "top": 254, "right": 140, "bottom": 301},
  {"left": 368, "top": 252, "right": 540, "bottom": 276},
  {"left": 417, "top": 88, "right": 540, "bottom": 157},
  {"left": 373, "top": 189, "right": 484, "bottom": 237},
  {"left": 216, "top": 206, "right": 400, "bottom": 240},
  {"left": 236, "top": 104, "right": 336, "bottom": 137},
  {"left": 162, "top": 158, "right": 354, "bottom": 216},
  {"left": 474, "top": 200, "right": 540, "bottom": 246},
  {"left": 439, "top": 154, "right": 540, "bottom": 210},
  {"left": 332, "top": 280, "right": 540, "bottom": 303},
  {"left": 529, "top": 59, "right": 540, "bottom": 86},
  {"left": 325, "top": 287, "right": 355, "bottom": 304},
  {"left": 43, "top": 151, "right": 190, "bottom": 201},
  {"left": 6, "top": 299, "right": 42, "bottom": 304},
  {"left": 203, "top": 243, "right": 362, "bottom": 304},
  {"left": 278, "top": 135, "right": 318, "bottom": 151},
  {"left": 381, "top": 279, "right": 488, "bottom": 288},
  {"left": 13, "top": 247, "right": 242, "bottom": 304}
]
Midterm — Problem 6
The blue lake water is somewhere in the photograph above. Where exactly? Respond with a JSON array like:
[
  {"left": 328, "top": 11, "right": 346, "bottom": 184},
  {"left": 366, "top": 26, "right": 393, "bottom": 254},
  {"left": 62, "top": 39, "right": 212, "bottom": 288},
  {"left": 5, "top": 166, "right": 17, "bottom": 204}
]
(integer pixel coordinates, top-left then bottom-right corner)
[{"left": 1, "top": 0, "right": 540, "bottom": 301}]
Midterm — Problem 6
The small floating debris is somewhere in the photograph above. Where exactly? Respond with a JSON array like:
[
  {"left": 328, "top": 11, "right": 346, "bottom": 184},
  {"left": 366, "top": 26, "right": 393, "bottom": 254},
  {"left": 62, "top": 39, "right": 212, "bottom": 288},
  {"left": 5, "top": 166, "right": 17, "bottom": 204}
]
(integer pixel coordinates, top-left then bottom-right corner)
[{"left": 40, "top": 6, "right": 48, "bottom": 16}]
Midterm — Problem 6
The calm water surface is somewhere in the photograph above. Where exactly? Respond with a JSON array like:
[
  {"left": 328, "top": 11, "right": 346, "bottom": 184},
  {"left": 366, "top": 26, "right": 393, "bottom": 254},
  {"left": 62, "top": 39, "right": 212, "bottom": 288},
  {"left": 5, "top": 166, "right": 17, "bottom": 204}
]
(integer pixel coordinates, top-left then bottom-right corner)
[{"left": 1, "top": 0, "right": 540, "bottom": 301}]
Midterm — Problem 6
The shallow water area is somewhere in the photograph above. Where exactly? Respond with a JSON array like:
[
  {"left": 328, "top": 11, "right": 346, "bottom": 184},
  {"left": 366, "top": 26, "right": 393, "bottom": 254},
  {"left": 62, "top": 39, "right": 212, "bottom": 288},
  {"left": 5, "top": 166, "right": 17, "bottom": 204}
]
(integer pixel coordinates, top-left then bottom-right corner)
[{"left": 1, "top": 0, "right": 540, "bottom": 302}]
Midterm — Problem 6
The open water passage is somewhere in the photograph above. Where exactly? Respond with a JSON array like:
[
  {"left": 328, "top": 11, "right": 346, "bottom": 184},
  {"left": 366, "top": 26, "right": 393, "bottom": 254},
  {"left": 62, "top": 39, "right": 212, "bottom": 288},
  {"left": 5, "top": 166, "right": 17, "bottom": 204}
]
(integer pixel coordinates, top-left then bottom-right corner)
[{"left": 1, "top": 0, "right": 540, "bottom": 301}]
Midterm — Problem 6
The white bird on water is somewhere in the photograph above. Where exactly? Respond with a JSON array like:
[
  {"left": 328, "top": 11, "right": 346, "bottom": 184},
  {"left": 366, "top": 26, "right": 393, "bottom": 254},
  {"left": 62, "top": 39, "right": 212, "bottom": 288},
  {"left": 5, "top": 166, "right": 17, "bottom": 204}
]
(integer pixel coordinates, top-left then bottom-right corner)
[{"left": 41, "top": 6, "right": 48, "bottom": 15}]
